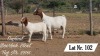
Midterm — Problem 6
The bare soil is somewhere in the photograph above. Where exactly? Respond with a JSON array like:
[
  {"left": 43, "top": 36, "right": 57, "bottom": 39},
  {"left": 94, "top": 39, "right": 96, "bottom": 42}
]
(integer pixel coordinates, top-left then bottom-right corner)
[
  {"left": 0, "top": 13, "right": 100, "bottom": 56},
  {"left": 0, "top": 35, "right": 100, "bottom": 56}
]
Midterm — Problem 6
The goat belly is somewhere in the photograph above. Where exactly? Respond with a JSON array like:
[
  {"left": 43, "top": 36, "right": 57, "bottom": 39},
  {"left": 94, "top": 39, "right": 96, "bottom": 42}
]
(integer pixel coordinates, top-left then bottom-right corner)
[
  {"left": 28, "top": 26, "right": 43, "bottom": 32},
  {"left": 26, "top": 22, "right": 44, "bottom": 32},
  {"left": 51, "top": 22, "right": 63, "bottom": 29},
  {"left": 51, "top": 25, "right": 61, "bottom": 29}
]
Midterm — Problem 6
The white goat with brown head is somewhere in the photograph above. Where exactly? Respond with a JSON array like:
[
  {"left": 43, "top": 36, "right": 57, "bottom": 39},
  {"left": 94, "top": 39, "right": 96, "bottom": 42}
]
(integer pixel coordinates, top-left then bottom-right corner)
[
  {"left": 21, "top": 17, "right": 47, "bottom": 43},
  {"left": 34, "top": 8, "right": 67, "bottom": 39}
]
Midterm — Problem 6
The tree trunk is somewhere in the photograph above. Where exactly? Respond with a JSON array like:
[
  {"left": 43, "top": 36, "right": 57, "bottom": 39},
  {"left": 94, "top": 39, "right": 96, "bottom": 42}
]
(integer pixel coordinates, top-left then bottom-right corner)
[
  {"left": 89, "top": 0, "right": 93, "bottom": 36},
  {"left": 1, "top": 0, "right": 6, "bottom": 36},
  {"left": 22, "top": 0, "right": 24, "bottom": 17}
]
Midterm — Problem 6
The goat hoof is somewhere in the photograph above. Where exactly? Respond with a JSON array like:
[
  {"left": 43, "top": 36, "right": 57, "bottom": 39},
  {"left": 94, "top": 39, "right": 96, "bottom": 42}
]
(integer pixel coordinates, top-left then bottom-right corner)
[
  {"left": 43, "top": 41, "right": 46, "bottom": 42},
  {"left": 42, "top": 39, "right": 46, "bottom": 42},
  {"left": 42, "top": 39, "right": 44, "bottom": 41},
  {"left": 28, "top": 41, "right": 30, "bottom": 43},
  {"left": 44, "top": 40, "right": 46, "bottom": 42},
  {"left": 50, "top": 38, "right": 53, "bottom": 40},
  {"left": 62, "top": 37, "right": 64, "bottom": 39},
  {"left": 42, "top": 40, "right": 44, "bottom": 42}
]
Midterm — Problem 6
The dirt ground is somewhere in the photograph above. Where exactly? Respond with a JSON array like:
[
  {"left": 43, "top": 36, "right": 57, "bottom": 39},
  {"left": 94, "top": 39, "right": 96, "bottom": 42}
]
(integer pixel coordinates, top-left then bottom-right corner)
[
  {"left": 0, "top": 35, "right": 100, "bottom": 56},
  {"left": 0, "top": 13, "right": 100, "bottom": 56}
]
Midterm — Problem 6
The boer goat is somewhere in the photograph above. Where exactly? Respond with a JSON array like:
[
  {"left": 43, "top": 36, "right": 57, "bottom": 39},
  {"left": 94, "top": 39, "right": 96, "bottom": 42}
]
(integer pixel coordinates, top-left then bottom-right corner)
[
  {"left": 21, "top": 17, "right": 47, "bottom": 43},
  {"left": 34, "top": 8, "right": 67, "bottom": 39}
]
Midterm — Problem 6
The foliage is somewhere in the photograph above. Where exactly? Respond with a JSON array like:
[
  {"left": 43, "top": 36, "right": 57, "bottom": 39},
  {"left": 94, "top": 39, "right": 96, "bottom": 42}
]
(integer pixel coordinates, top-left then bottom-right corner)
[
  {"left": 7, "top": 0, "right": 23, "bottom": 13},
  {"left": 24, "top": 5, "right": 31, "bottom": 13},
  {"left": 75, "top": 0, "right": 100, "bottom": 12},
  {"left": 41, "top": 1, "right": 66, "bottom": 8},
  {"left": 3, "top": 0, "right": 100, "bottom": 13},
  {"left": 27, "top": 0, "right": 39, "bottom": 4},
  {"left": 75, "top": 0, "right": 89, "bottom": 11}
]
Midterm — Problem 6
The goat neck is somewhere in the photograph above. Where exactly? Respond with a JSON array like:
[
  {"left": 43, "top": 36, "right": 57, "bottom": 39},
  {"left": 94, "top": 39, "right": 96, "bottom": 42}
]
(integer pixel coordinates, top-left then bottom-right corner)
[
  {"left": 42, "top": 12, "right": 48, "bottom": 19},
  {"left": 39, "top": 12, "right": 43, "bottom": 19}
]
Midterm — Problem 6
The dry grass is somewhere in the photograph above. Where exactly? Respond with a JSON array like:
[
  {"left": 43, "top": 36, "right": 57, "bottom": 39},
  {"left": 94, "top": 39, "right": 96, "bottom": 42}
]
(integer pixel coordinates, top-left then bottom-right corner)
[
  {"left": 0, "top": 13, "right": 100, "bottom": 56},
  {"left": 0, "top": 13, "right": 100, "bottom": 35}
]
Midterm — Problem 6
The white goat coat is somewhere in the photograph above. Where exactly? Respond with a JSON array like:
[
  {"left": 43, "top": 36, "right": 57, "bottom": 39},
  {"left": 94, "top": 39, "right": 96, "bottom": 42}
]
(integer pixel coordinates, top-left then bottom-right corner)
[
  {"left": 42, "top": 12, "right": 66, "bottom": 39},
  {"left": 25, "top": 22, "right": 47, "bottom": 42},
  {"left": 26, "top": 22, "right": 46, "bottom": 33}
]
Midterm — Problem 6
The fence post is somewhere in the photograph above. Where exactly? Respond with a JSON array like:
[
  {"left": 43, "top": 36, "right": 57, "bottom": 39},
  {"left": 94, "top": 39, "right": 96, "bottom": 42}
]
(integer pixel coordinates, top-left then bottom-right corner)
[
  {"left": 89, "top": 0, "right": 93, "bottom": 36},
  {"left": 21, "top": 0, "right": 24, "bottom": 35},
  {"left": 22, "top": 0, "right": 24, "bottom": 17},
  {"left": 0, "top": 0, "right": 6, "bottom": 36}
]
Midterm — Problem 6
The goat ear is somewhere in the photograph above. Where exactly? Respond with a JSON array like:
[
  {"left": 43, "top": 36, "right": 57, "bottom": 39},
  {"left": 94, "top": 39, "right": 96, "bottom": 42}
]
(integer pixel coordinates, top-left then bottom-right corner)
[{"left": 24, "top": 17, "right": 28, "bottom": 26}]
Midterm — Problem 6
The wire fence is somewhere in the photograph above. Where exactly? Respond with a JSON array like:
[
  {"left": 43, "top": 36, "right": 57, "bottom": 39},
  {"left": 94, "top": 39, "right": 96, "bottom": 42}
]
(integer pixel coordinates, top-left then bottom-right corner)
[{"left": 0, "top": 0, "right": 100, "bottom": 36}]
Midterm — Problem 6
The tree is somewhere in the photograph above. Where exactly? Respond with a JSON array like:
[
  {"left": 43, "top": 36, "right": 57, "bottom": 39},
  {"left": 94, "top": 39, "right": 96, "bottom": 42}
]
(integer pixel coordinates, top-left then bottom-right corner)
[
  {"left": 93, "top": 0, "right": 100, "bottom": 10},
  {"left": 8, "top": 0, "right": 23, "bottom": 13},
  {"left": 89, "top": 0, "right": 93, "bottom": 35},
  {"left": 27, "top": 0, "right": 39, "bottom": 4},
  {"left": 0, "top": 0, "right": 6, "bottom": 36},
  {"left": 75, "top": 0, "right": 89, "bottom": 12},
  {"left": 48, "top": 1, "right": 59, "bottom": 16},
  {"left": 42, "top": 0, "right": 66, "bottom": 16}
]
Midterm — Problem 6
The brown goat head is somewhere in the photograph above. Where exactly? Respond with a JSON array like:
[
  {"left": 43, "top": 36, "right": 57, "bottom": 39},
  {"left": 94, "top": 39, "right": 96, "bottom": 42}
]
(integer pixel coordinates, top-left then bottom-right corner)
[
  {"left": 21, "top": 17, "right": 28, "bottom": 26},
  {"left": 33, "top": 8, "right": 43, "bottom": 19}
]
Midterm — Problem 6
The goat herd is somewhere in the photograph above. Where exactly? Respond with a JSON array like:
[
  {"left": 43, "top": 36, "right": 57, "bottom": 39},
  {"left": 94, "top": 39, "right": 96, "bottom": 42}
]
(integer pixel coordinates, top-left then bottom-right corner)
[{"left": 20, "top": 8, "right": 67, "bottom": 43}]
